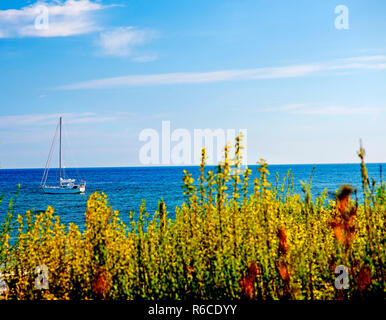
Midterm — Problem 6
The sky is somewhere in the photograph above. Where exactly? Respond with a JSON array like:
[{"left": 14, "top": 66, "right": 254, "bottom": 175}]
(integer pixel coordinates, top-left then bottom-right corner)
[{"left": 0, "top": 0, "right": 385, "bottom": 168}]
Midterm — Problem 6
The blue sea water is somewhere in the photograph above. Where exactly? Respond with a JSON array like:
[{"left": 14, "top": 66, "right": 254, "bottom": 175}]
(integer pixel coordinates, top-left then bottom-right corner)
[{"left": 0, "top": 164, "right": 384, "bottom": 231}]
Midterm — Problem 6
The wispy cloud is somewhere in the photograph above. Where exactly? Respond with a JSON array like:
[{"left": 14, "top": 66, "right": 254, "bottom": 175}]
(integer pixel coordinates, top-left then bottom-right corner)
[
  {"left": 293, "top": 106, "right": 385, "bottom": 115},
  {"left": 0, "top": 0, "right": 106, "bottom": 38},
  {"left": 0, "top": 1, "right": 158, "bottom": 62},
  {"left": 58, "top": 56, "right": 386, "bottom": 90},
  {"left": 260, "top": 104, "right": 307, "bottom": 113},
  {"left": 341, "top": 55, "right": 386, "bottom": 62},
  {"left": 97, "top": 26, "right": 157, "bottom": 59},
  {"left": 0, "top": 112, "right": 119, "bottom": 128},
  {"left": 0, "top": 112, "right": 136, "bottom": 151},
  {"left": 262, "top": 104, "right": 385, "bottom": 116},
  {"left": 60, "top": 64, "right": 322, "bottom": 89}
]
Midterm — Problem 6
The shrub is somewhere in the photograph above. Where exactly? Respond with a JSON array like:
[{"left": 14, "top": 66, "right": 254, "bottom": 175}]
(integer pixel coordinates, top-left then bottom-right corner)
[{"left": 0, "top": 137, "right": 384, "bottom": 300}]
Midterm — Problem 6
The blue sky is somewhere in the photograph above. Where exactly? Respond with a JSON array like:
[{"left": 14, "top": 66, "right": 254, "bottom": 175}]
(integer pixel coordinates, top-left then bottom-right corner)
[{"left": 0, "top": 0, "right": 385, "bottom": 168}]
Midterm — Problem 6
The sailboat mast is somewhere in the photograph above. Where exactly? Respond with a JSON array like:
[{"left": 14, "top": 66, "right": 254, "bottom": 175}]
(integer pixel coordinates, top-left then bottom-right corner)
[{"left": 59, "top": 117, "right": 62, "bottom": 181}]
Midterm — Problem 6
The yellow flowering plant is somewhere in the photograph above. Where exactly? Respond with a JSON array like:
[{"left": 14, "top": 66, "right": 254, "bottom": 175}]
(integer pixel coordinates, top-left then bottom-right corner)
[{"left": 0, "top": 136, "right": 384, "bottom": 300}]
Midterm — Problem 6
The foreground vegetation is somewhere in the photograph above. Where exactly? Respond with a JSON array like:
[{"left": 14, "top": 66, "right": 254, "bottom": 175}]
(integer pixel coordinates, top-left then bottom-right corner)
[{"left": 0, "top": 137, "right": 385, "bottom": 300}]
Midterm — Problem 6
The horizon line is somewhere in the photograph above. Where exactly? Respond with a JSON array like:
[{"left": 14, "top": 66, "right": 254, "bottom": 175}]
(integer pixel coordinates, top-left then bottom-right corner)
[{"left": 1, "top": 161, "right": 385, "bottom": 170}]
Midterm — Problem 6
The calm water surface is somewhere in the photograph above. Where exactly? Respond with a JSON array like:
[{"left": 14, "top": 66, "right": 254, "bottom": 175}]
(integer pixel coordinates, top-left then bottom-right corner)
[{"left": 0, "top": 164, "right": 384, "bottom": 230}]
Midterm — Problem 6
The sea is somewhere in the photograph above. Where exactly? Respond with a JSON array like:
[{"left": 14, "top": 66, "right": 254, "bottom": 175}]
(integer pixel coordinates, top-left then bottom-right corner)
[{"left": 0, "top": 164, "right": 384, "bottom": 231}]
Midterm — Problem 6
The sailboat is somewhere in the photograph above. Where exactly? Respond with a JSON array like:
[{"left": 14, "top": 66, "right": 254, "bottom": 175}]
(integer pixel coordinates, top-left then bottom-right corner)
[{"left": 40, "top": 117, "right": 86, "bottom": 194}]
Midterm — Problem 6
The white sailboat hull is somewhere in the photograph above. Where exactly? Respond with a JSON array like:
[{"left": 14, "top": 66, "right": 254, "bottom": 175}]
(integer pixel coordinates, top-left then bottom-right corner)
[{"left": 41, "top": 185, "right": 85, "bottom": 194}]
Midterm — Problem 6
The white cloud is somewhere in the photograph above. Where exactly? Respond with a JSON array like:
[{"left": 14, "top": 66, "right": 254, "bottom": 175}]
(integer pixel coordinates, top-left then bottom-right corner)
[
  {"left": 293, "top": 106, "right": 385, "bottom": 115},
  {"left": 261, "top": 104, "right": 385, "bottom": 116},
  {"left": 97, "top": 26, "right": 157, "bottom": 58},
  {"left": 0, "top": 112, "right": 118, "bottom": 128},
  {"left": 59, "top": 64, "right": 321, "bottom": 89},
  {"left": 58, "top": 55, "right": 386, "bottom": 90},
  {"left": 0, "top": 1, "right": 158, "bottom": 62},
  {"left": 341, "top": 55, "right": 386, "bottom": 62},
  {"left": 261, "top": 104, "right": 306, "bottom": 113},
  {"left": 0, "top": 0, "right": 105, "bottom": 38}
]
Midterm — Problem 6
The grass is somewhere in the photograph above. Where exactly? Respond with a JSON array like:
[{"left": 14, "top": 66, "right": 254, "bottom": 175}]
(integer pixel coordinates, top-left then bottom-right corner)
[{"left": 0, "top": 136, "right": 385, "bottom": 300}]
